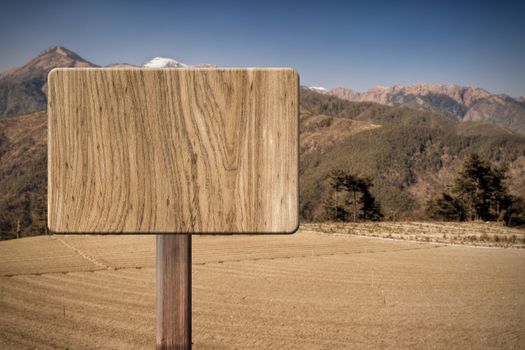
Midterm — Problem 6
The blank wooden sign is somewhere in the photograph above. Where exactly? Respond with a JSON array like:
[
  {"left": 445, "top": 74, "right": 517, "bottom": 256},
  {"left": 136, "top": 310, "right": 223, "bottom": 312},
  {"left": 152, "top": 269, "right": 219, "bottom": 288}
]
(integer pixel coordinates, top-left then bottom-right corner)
[{"left": 48, "top": 68, "right": 298, "bottom": 234}]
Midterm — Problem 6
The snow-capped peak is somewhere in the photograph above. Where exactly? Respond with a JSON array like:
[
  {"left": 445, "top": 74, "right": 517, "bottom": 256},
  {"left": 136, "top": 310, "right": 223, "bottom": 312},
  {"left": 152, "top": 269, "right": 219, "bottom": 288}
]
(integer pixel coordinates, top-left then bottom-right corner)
[
  {"left": 143, "top": 57, "right": 188, "bottom": 68},
  {"left": 307, "top": 86, "right": 329, "bottom": 93}
]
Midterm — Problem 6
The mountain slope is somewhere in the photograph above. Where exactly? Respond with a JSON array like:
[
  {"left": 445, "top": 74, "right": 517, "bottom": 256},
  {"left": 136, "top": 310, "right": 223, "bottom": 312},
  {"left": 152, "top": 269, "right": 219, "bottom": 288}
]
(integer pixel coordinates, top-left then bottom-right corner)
[
  {"left": 0, "top": 111, "right": 47, "bottom": 239},
  {"left": 300, "top": 89, "right": 525, "bottom": 220},
  {"left": 0, "top": 46, "right": 96, "bottom": 116},
  {"left": 330, "top": 84, "right": 525, "bottom": 134},
  {"left": 2, "top": 89, "right": 525, "bottom": 238}
]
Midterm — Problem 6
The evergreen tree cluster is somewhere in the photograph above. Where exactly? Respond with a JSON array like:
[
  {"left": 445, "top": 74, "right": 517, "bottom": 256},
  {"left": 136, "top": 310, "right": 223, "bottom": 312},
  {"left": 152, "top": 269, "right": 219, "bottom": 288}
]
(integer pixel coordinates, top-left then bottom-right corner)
[
  {"left": 427, "top": 154, "right": 525, "bottom": 227},
  {"left": 324, "top": 170, "right": 383, "bottom": 222}
]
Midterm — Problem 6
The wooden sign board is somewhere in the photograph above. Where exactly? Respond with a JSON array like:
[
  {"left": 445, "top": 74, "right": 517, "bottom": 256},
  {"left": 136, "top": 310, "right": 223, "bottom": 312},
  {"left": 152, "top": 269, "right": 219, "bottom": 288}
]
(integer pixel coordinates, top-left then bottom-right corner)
[{"left": 48, "top": 68, "right": 298, "bottom": 234}]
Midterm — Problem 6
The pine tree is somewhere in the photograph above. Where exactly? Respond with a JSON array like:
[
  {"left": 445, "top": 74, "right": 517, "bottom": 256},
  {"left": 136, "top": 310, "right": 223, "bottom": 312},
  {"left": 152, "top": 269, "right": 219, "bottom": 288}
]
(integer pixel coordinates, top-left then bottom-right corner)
[
  {"left": 503, "top": 196, "right": 525, "bottom": 227},
  {"left": 427, "top": 192, "right": 465, "bottom": 221},
  {"left": 324, "top": 170, "right": 349, "bottom": 221},
  {"left": 428, "top": 153, "right": 518, "bottom": 224},
  {"left": 357, "top": 177, "right": 383, "bottom": 221},
  {"left": 342, "top": 174, "right": 361, "bottom": 222},
  {"left": 452, "top": 153, "right": 509, "bottom": 221},
  {"left": 323, "top": 170, "right": 383, "bottom": 222},
  {"left": 487, "top": 165, "right": 510, "bottom": 221},
  {"left": 323, "top": 196, "right": 350, "bottom": 221}
]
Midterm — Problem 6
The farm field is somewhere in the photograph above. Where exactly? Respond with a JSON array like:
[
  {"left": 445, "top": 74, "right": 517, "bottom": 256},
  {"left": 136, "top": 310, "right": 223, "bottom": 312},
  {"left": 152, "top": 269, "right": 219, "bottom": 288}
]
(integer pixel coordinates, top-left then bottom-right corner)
[
  {"left": 303, "top": 221, "right": 525, "bottom": 248},
  {"left": 1, "top": 223, "right": 524, "bottom": 349}
]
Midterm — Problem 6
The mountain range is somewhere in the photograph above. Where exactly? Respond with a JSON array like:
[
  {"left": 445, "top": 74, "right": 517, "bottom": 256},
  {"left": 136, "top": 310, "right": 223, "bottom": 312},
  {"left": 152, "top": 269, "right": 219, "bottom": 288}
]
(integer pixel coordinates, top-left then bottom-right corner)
[
  {"left": 0, "top": 46, "right": 96, "bottom": 116},
  {"left": 3, "top": 46, "right": 524, "bottom": 134},
  {"left": 1, "top": 46, "right": 524, "bottom": 239},
  {"left": 0, "top": 46, "right": 203, "bottom": 116},
  {"left": 328, "top": 85, "right": 525, "bottom": 134}
]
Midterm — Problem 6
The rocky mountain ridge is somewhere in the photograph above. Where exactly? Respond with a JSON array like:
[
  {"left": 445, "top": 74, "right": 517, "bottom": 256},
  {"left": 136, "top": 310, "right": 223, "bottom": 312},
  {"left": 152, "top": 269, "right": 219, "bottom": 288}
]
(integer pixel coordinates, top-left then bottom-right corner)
[
  {"left": 0, "top": 47, "right": 222, "bottom": 117},
  {"left": 0, "top": 46, "right": 96, "bottom": 116},
  {"left": 2, "top": 45, "right": 523, "bottom": 135},
  {"left": 329, "top": 84, "right": 525, "bottom": 133}
]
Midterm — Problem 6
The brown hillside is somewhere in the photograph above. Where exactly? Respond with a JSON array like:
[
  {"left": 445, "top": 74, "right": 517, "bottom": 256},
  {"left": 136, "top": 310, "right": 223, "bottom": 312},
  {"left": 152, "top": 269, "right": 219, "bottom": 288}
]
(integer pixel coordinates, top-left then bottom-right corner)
[
  {"left": 0, "top": 111, "right": 47, "bottom": 239},
  {"left": 2, "top": 87, "right": 525, "bottom": 238},
  {"left": 299, "top": 89, "right": 525, "bottom": 221},
  {"left": 0, "top": 46, "right": 96, "bottom": 116}
]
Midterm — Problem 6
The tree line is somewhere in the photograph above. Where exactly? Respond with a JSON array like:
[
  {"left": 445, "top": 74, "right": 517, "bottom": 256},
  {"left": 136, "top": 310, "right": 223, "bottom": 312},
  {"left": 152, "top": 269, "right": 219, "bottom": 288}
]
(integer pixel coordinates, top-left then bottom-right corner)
[{"left": 427, "top": 153, "right": 525, "bottom": 227}]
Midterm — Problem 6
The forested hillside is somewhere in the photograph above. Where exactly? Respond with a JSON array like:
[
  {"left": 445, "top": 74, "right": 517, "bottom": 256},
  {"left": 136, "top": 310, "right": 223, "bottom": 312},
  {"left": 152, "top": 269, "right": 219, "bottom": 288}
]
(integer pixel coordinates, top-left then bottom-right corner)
[{"left": 299, "top": 89, "right": 525, "bottom": 221}]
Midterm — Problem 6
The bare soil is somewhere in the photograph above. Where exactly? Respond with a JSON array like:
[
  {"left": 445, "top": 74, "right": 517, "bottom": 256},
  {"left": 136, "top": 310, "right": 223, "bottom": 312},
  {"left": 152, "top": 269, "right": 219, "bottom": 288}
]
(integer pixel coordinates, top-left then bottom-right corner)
[{"left": 1, "top": 223, "right": 524, "bottom": 349}]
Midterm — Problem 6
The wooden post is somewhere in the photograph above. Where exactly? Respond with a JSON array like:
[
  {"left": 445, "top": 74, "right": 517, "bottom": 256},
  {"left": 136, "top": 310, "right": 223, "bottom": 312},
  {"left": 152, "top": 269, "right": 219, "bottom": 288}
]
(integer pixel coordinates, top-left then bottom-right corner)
[{"left": 156, "top": 234, "right": 192, "bottom": 350}]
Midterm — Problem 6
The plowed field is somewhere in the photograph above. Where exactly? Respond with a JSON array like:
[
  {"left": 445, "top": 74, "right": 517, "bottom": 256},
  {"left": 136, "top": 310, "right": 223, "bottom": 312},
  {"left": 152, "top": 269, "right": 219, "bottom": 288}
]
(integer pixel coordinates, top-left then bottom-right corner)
[{"left": 1, "top": 223, "right": 524, "bottom": 349}]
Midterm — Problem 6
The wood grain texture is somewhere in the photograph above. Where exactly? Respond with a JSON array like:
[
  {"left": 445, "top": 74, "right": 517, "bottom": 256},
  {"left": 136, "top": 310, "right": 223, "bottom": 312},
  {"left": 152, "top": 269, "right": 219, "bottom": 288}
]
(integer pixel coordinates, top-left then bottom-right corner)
[
  {"left": 48, "top": 68, "right": 299, "bottom": 234},
  {"left": 156, "top": 234, "right": 191, "bottom": 350}
]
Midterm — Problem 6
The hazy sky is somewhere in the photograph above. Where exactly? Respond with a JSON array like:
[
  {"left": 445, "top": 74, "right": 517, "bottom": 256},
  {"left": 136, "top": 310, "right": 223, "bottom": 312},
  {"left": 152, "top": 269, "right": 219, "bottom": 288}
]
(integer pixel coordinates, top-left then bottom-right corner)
[{"left": 1, "top": 0, "right": 524, "bottom": 96}]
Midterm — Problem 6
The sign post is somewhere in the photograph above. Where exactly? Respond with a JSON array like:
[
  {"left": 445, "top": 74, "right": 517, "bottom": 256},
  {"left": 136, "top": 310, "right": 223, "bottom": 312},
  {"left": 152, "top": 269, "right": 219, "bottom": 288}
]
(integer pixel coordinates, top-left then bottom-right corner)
[
  {"left": 48, "top": 68, "right": 299, "bottom": 349},
  {"left": 157, "top": 234, "right": 191, "bottom": 350}
]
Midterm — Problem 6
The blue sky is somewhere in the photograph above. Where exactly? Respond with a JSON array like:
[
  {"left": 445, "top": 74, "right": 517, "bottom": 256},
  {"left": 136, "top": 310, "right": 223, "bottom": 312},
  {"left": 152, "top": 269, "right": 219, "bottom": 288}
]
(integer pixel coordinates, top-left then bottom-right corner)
[{"left": 1, "top": 0, "right": 524, "bottom": 97}]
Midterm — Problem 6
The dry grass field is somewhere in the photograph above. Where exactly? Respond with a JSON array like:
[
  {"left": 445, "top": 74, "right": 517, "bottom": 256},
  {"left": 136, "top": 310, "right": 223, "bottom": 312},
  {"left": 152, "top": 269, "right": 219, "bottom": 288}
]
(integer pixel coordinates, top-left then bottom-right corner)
[
  {"left": 1, "top": 222, "right": 524, "bottom": 349},
  {"left": 304, "top": 221, "right": 525, "bottom": 248}
]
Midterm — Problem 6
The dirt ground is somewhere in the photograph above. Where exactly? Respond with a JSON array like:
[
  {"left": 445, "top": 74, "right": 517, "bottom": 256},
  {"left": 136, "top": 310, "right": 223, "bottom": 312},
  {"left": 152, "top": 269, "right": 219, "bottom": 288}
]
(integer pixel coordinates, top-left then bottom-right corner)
[{"left": 0, "top": 223, "right": 524, "bottom": 349}]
